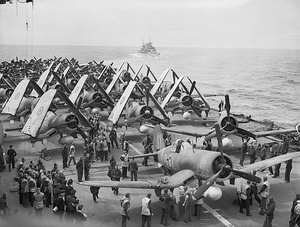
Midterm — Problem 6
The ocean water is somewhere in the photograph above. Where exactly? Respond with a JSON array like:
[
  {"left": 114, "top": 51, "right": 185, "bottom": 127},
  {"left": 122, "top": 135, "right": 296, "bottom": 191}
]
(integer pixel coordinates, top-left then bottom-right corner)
[{"left": 1, "top": 44, "right": 299, "bottom": 127}]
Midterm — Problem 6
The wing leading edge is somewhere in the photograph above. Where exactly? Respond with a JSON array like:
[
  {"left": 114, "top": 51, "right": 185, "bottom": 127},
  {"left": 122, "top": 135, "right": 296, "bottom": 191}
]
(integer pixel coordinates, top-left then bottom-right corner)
[{"left": 81, "top": 169, "right": 196, "bottom": 189}]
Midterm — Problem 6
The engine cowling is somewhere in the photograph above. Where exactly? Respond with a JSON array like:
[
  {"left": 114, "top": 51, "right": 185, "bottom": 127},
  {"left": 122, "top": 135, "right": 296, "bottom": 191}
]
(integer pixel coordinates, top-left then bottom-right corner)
[
  {"left": 50, "top": 84, "right": 63, "bottom": 91},
  {"left": 217, "top": 112, "right": 238, "bottom": 133},
  {"left": 48, "top": 113, "right": 79, "bottom": 135},
  {"left": 67, "top": 78, "right": 78, "bottom": 87},
  {"left": 181, "top": 95, "right": 194, "bottom": 107},
  {"left": 195, "top": 151, "right": 233, "bottom": 182},
  {"left": 83, "top": 91, "right": 102, "bottom": 103},
  {"left": 0, "top": 88, "right": 13, "bottom": 97},
  {"left": 134, "top": 105, "right": 154, "bottom": 120},
  {"left": 104, "top": 77, "right": 112, "bottom": 85}
]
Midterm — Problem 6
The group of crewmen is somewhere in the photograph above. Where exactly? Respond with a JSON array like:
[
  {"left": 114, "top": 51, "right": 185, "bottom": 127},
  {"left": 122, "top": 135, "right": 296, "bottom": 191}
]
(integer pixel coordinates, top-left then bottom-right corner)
[
  {"left": 237, "top": 175, "right": 300, "bottom": 227},
  {"left": 0, "top": 156, "right": 88, "bottom": 225},
  {"left": 239, "top": 136, "right": 293, "bottom": 182}
]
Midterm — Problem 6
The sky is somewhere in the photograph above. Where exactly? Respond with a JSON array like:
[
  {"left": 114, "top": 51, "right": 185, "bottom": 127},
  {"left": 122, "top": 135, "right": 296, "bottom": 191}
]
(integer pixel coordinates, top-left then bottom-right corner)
[{"left": 0, "top": 0, "right": 300, "bottom": 49}]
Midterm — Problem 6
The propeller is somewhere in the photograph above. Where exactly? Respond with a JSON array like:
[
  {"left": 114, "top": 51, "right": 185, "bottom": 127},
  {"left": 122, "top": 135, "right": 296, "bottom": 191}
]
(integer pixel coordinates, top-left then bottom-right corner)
[
  {"left": 194, "top": 124, "right": 261, "bottom": 200},
  {"left": 206, "top": 94, "right": 257, "bottom": 140},
  {"left": 225, "top": 94, "right": 231, "bottom": 119},
  {"left": 215, "top": 124, "right": 261, "bottom": 183},
  {"left": 193, "top": 169, "right": 222, "bottom": 200},
  {"left": 125, "top": 88, "right": 168, "bottom": 127}
]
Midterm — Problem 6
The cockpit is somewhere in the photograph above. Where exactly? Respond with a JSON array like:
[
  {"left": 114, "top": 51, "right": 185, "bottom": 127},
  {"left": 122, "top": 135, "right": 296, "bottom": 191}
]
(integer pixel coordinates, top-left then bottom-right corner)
[{"left": 170, "top": 139, "right": 194, "bottom": 154}]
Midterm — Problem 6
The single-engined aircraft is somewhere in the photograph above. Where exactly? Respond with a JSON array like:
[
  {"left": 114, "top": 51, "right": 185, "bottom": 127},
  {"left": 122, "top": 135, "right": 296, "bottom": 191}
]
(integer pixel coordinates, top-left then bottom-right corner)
[
  {"left": 81, "top": 124, "right": 300, "bottom": 220},
  {"left": 21, "top": 89, "right": 93, "bottom": 145},
  {"left": 160, "top": 75, "right": 211, "bottom": 120},
  {"left": 141, "top": 94, "right": 300, "bottom": 150},
  {"left": 114, "top": 63, "right": 184, "bottom": 102},
  {"left": 107, "top": 80, "right": 170, "bottom": 129},
  {"left": 0, "top": 73, "right": 15, "bottom": 102},
  {"left": 1, "top": 62, "right": 56, "bottom": 121},
  {"left": 52, "top": 70, "right": 115, "bottom": 115}
]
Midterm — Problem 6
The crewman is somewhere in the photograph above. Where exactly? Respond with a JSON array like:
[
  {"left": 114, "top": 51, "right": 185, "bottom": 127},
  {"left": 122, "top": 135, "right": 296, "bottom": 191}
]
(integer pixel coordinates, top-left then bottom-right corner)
[
  {"left": 76, "top": 157, "right": 84, "bottom": 182},
  {"left": 120, "top": 151, "right": 129, "bottom": 179},
  {"left": 84, "top": 155, "right": 91, "bottom": 181},
  {"left": 7, "top": 145, "right": 17, "bottom": 171},
  {"left": 239, "top": 180, "right": 252, "bottom": 216},
  {"left": 263, "top": 196, "right": 276, "bottom": 227},
  {"left": 61, "top": 145, "right": 68, "bottom": 169},
  {"left": 120, "top": 193, "right": 131, "bottom": 227},
  {"left": 159, "top": 188, "right": 171, "bottom": 226},
  {"left": 141, "top": 193, "right": 153, "bottom": 227},
  {"left": 239, "top": 137, "right": 248, "bottom": 166},
  {"left": 128, "top": 157, "right": 138, "bottom": 181},
  {"left": 259, "top": 176, "right": 270, "bottom": 215},
  {"left": 0, "top": 193, "right": 10, "bottom": 217},
  {"left": 284, "top": 159, "right": 293, "bottom": 183},
  {"left": 249, "top": 171, "right": 261, "bottom": 206},
  {"left": 68, "top": 143, "right": 76, "bottom": 166},
  {"left": 289, "top": 194, "right": 300, "bottom": 227},
  {"left": 273, "top": 146, "right": 282, "bottom": 178},
  {"left": 109, "top": 127, "right": 119, "bottom": 149},
  {"left": 182, "top": 188, "right": 193, "bottom": 222}
]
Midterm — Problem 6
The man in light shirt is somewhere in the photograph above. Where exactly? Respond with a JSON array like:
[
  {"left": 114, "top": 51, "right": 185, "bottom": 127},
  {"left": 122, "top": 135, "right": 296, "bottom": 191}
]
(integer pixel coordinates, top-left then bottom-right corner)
[{"left": 33, "top": 188, "right": 44, "bottom": 218}]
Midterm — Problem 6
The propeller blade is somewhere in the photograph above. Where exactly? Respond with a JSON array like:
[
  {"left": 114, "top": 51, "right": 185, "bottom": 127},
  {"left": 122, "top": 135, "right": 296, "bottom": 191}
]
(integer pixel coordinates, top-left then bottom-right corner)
[
  {"left": 225, "top": 94, "right": 230, "bottom": 118},
  {"left": 189, "top": 81, "right": 196, "bottom": 96},
  {"left": 230, "top": 169, "right": 261, "bottom": 183},
  {"left": 126, "top": 115, "right": 145, "bottom": 126},
  {"left": 76, "top": 126, "right": 88, "bottom": 139},
  {"left": 191, "top": 105, "right": 203, "bottom": 118},
  {"left": 235, "top": 126, "right": 257, "bottom": 140},
  {"left": 214, "top": 124, "right": 225, "bottom": 164},
  {"left": 193, "top": 169, "right": 222, "bottom": 200},
  {"left": 151, "top": 116, "right": 169, "bottom": 126},
  {"left": 76, "top": 96, "right": 83, "bottom": 111},
  {"left": 145, "top": 89, "right": 150, "bottom": 107}
]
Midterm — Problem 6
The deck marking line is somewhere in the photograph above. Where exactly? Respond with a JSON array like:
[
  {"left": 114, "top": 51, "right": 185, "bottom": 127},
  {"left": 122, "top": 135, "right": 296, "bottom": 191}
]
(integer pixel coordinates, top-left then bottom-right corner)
[{"left": 202, "top": 202, "right": 235, "bottom": 227}]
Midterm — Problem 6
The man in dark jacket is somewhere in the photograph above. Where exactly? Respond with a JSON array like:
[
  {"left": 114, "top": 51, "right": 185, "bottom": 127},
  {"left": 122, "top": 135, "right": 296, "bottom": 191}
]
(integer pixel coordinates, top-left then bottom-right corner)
[
  {"left": 74, "top": 204, "right": 87, "bottom": 225},
  {"left": 84, "top": 156, "right": 91, "bottom": 181},
  {"left": 54, "top": 189, "right": 65, "bottom": 222},
  {"left": 285, "top": 159, "right": 293, "bottom": 183},
  {"left": 263, "top": 197, "right": 276, "bottom": 227},
  {"left": 128, "top": 157, "right": 138, "bottom": 181},
  {"left": 61, "top": 145, "right": 69, "bottom": 169},
  {"left": 7, "top": 145, "right": 17, "bottom": 171},
  {"left": 76, "top": 157, "right": 84, "bottom": 182},
  {"left": 111, "top": 165, "right": 122, "bottom": 195},
  {"left": 90, "top": 186, "right": 100, "bottom": 203},
  {"left": 159, "top": 188, "right": 172, "bottom": 226},
  {"left": 109, "top": 127, "right": 119, "bottom": 149},
  {"left": 65, "top": 189, "right": 79, "bottom": 224}
]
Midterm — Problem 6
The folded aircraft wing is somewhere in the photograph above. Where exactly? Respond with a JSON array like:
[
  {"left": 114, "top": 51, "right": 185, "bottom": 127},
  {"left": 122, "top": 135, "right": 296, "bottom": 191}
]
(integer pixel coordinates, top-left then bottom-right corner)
[
  {"left": 161, "top": 75, "right": 185, "bottom": 109},
  {"left": 30, "top": 61, "right": 54, "bottom": 97},
  {"left": 108, "top": 80, "right": 137, "bottom": 125},
  {"left": 2, "top": 79, "right": 31, "bottom": 115},
  {"left": 69, "top": 74, "right": 89, "bottom": 104},
  {"left": 150, "top": 69, "right": 171, "bottom": 96},
  {"left": 22, "top": 89, "right": 57, "bottom": 137},
  {"left": 105, "top": 70, "right": 122, "bottom": 95}
]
